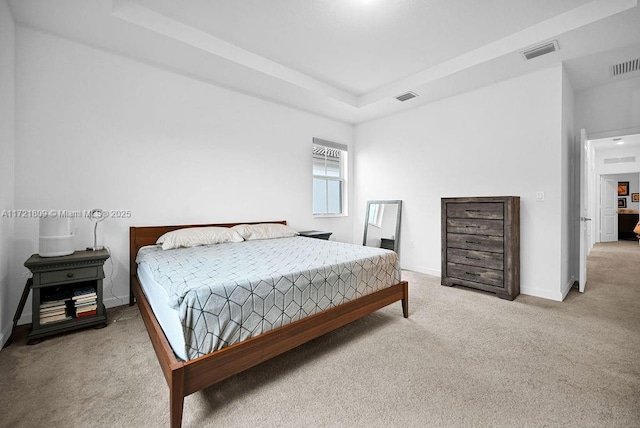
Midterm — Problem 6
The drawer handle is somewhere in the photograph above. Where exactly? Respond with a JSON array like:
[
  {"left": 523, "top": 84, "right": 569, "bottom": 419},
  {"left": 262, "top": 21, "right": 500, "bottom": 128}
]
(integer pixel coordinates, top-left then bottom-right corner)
[
  {"left": 466, "top": 272, "right": 480, "bottom": 276},
  {"left": 465, "top": 209, "right": 480, "bottom": 212},
  {"left": 465, "top": 256, "right": 481, "bottom": 260},
  {"left": 464, "top": 225, "right": 476, "bottom": 228},
  {"left": 466, "top": 241, "right": 480, "bottom": 245},
  {"left": 66, "top": 272, "right": 74, "bottom": 278}
]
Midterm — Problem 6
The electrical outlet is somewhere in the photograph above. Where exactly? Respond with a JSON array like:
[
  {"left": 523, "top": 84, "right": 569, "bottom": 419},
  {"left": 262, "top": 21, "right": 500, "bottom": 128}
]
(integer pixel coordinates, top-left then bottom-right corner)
[
  {"left": 536, "top": 191, "right": 545, "bottom": 202},
  {"left": 410, "top": 240, "right": 415, "bottom": 248}
]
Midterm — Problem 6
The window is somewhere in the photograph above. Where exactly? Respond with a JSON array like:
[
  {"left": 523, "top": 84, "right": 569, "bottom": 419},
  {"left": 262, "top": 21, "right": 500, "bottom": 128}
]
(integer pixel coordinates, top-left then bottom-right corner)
[
  {"left": 312, "top": 138, "right": 347, "bottom": 215},
  {"left": 367, "top": 203, "right": 384, "bottom": 228}
]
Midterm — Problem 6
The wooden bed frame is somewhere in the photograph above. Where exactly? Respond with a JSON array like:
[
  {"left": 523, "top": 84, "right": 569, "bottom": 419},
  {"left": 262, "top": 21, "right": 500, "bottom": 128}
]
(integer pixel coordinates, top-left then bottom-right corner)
[{"left": 129, "top": 221, "right": 409, "bottom": 427}]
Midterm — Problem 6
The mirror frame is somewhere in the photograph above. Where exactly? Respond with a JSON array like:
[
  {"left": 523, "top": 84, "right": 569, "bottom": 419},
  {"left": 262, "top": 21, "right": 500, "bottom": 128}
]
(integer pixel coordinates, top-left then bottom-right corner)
[{"left": 363, "top": 200, "right": 402, "bottom": 255}]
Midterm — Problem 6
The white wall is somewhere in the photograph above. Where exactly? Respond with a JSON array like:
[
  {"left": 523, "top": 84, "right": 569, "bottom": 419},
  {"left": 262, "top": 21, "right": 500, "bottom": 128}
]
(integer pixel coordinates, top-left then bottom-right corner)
[
  {"left": 0, "top": 0, "right": 16, "bottom": 346},
  {"left": 575, "top": 75, "right": 640, "bottom": 136},
  {"left": 595, "top": 145, "right": 640, "bottom": 178},
  {"left": 11, "top": 27, "right": 354, "bottom": 324},
  {"left": 607, "top": 172, "right": 640, "bottom": 211},
  {"left": 354, "top": 65, "right": 567, "bottom": 300},
  {"left": 619, "top": 173, "right": 640, "bottom": 212}
]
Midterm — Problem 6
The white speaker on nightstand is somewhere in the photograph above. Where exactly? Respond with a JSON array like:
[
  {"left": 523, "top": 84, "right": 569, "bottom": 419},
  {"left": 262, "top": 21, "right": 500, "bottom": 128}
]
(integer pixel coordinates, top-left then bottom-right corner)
[{"left": 39, "top": 217, "right": 74, "bottom": 257}]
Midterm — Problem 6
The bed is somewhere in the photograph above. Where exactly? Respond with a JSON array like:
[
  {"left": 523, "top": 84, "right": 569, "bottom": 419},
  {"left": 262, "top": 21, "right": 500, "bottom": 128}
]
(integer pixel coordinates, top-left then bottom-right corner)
[{"left": 129, "top": 221, "right": 409, "bottom": 427}]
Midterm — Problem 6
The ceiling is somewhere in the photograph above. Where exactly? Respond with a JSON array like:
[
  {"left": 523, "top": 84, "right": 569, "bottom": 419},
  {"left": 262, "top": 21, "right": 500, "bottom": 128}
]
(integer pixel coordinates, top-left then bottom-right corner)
[
  {"left": 8, "top": 0, "right": 640, "bottom": 123},
  {"left": 592, "top": 132, "right": 640, "bottom": 151}
]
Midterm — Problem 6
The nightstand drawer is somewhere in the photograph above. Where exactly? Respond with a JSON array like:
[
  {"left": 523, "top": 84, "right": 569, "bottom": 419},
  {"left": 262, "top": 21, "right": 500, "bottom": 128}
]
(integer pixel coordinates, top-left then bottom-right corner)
[{"left": 40, "top": 267, "right": 99, "bottom": 285}]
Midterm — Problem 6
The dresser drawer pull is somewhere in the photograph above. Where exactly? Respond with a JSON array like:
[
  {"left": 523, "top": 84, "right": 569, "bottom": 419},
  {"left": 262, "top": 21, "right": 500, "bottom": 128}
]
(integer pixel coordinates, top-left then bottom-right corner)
[
  {"left": 466, "top": 241, "right": 480, "bottom": 244},
  {"left": 465, "top": 256, "right": 481, "bottom": 260},
  {"left": 466, "top": 272, "right": 480, "bottom": 276},
  {"left": 464, "top": 225, "right": 476, "bottom": 228},
  {"left": 66, "top": 272, "right": 74, "bottom": 278},
  {"left": 465, "top": 209, "right": 480, "bottom": 212}
]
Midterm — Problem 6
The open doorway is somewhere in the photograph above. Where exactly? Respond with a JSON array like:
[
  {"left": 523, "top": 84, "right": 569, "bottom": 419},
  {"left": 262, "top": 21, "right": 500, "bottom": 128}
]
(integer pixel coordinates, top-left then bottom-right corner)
[
  {"left": 576, "top": 131, "right": 640, "bottom": 295},
  {"left": 599, "top": 173, "right": 639, "bottom": 242},
  {"left": 589, "top": 133, "right": 640, "bottom": 247}
]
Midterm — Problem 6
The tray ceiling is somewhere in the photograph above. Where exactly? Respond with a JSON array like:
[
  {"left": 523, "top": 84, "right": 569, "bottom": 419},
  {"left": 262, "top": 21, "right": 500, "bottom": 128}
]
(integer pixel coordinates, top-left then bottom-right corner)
[{"left": 9, "top": 0, "right": 640, "bottom": 123}]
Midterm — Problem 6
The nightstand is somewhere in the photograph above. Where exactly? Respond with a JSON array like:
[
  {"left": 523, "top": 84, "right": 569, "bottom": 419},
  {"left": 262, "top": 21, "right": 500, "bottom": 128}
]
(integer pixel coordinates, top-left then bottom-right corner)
[
  {"left": 23, "top": 250, "right": 110, "bottom": 343},
  {"left": 380, "top": 238, "right": 395, "bottom": 250},
  {"left": 299, "top": 230, "right": 332, "bottom": 240}
]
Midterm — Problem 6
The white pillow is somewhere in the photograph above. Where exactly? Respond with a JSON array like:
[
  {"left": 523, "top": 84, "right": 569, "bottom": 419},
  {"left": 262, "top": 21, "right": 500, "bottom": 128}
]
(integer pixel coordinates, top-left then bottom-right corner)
[
  {"left": 156, "top": 226, "right": 244, "bottom": 250},
  {"left": 231, "top": 223, "right": 299, "bottom": 241}
]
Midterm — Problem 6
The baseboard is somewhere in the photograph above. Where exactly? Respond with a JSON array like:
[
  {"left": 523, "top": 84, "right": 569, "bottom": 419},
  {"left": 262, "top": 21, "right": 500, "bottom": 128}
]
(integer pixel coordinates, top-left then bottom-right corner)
[
  {"left": 519, "top": 284, "right": 564, "bottom": 301},
  {"left": 401, "top": 264, "right": 440, "bottom": 278},
  {"left": 561, "top": 276, "right": 577, "bottom": 301},
  {"left": 104, "top": 294, "right": 130, "bottom": 308}
]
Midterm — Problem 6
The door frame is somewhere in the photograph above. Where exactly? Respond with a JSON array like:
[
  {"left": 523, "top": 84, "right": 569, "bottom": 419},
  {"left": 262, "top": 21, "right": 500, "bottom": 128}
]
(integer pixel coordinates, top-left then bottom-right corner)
[{"left": 577, "top": 126, "right": 640, "bottom": 294}]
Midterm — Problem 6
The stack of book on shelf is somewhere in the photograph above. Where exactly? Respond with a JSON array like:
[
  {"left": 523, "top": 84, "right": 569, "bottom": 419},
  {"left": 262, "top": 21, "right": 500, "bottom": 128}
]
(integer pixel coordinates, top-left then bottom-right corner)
[
  {"left": 40, "top": 298, "right": 71, "bottom": 324},
  {"left": 73, "top": 287, "right": 98, "bottom": 319}
]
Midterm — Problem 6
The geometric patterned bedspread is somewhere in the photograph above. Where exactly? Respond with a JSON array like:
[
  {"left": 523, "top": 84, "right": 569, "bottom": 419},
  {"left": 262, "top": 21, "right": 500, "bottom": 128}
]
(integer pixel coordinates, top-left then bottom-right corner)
[{"left": 136, "top": 236, "right": 401, "bottom": 360}]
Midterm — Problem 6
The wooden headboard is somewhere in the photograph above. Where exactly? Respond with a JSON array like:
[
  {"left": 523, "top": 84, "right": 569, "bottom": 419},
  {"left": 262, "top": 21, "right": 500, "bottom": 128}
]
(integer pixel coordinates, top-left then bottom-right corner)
[{"left": 128, "top": 220, "right": 287, "bottom": 304}]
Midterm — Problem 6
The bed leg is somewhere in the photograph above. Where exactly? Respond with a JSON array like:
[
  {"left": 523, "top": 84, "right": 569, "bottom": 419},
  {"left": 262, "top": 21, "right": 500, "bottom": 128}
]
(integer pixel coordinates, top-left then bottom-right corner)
[
  {"left": 170, "top": 368, "right": 185, "bottom": 428},
  {"left": 401, "top": 281, "right": 409, "bottom": 318}
]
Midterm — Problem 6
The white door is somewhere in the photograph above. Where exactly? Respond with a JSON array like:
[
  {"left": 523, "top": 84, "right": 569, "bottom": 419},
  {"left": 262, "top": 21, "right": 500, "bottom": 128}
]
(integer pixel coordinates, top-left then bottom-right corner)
[
  {"left": 578, "top": 129, "right": 590, "bottom": 293},
  {"left": 600, "top": 177, "right": 618, "bottom": 242}
]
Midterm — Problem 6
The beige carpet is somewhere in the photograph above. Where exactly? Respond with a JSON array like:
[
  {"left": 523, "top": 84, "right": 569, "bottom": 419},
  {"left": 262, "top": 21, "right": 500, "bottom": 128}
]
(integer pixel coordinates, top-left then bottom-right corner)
[{"left": 1, "top": 241, "right": 639, "bottom": 427}]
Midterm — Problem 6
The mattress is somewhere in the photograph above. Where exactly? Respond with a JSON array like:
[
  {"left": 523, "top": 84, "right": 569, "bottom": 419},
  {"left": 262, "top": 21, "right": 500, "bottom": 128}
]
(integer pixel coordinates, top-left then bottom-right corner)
[
  {"left": 136, "top": 236, "right": 401, "bottom": 361},
  {"left": 137, "top": 261, "right": 188, "bottom": 361}
]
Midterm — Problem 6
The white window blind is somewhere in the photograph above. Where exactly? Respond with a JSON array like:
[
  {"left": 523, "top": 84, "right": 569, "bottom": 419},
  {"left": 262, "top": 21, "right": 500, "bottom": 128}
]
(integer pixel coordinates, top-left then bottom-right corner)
[{"left": 312, "top": 138, "right": 347, "bottom": 215}]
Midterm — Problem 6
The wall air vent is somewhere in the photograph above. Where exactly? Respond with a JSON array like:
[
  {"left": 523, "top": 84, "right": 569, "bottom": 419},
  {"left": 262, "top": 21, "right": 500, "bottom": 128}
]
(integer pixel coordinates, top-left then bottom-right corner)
[
  {"left": 395, "top": 92, "right": 418, "bottom": 102},
  {"left": 603, "top": 156, "right": 636, "bottom": 164},
  {"left": 610, "top": 58, "right": 640, "bottom": 77},
  {"left": 520, "top": 40, "right": 559, "bottom": 61}
]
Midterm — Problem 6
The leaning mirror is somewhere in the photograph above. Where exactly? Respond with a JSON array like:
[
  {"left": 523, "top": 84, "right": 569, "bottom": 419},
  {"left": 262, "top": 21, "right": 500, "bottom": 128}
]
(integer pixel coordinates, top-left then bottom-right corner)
[{"left": 363, "top": 200, "right": 402, "bottom": 256}]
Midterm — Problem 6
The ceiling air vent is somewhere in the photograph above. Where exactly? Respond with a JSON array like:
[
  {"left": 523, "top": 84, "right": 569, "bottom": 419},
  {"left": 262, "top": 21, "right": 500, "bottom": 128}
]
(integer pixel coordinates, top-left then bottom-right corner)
[
  {"left": 610, "top": 58, "right": 640, "bottom": 77},
  {"left": 395, "top": 92, "right": 418, "bottom": 102},
  {"left": 521, "top": 40, "right": 559, "bottom": 61},
  {"left": 604, "top": 156, "right": 636, "bottom": 164}
]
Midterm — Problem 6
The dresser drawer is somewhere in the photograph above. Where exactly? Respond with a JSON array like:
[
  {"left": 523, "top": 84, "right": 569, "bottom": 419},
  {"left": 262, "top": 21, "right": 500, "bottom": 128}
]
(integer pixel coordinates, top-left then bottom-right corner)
[
  {"left": 447, "top": 263, "right": 504, "bottom": 288},
  {"left": 447, "top": 248, "right": 503, "bottom": 270},
  {"left": 447, "top": 233, "right": 504, "bottom": 253},
  {"left": 446, "top": 218, "right": 503, "bottom": 237},
  {"left": 39, "top": 267, "right": 100, "bottom": 285},
  {"left": 447, "top": 202, "right": 504, "bottom": 220}
]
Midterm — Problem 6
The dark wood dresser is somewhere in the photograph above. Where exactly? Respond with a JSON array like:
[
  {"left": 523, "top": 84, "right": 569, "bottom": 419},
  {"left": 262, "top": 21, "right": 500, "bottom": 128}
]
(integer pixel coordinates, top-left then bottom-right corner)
[
  {"left": 441, "top": 196, "right": 520, "bottom": 300},
  {"left": 618, "top": 213, "right": 639, "bottom": 241}
]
